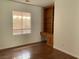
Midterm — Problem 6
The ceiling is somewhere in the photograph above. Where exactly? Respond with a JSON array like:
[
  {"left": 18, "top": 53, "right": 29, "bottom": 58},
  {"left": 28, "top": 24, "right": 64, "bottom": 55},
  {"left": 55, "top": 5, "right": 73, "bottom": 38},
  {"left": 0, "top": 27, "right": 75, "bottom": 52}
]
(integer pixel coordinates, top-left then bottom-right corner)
[{"left": 12, "top": 0, "right": 54, "bottom": 7}]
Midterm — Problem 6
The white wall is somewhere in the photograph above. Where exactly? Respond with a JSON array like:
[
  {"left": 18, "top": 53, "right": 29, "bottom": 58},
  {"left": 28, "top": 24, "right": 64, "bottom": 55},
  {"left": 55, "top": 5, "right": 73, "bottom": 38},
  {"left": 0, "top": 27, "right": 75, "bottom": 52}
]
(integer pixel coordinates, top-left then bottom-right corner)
[
  {"left": 0, "top": 0, "right": 43, "bottom": 49},
  {"left": 54, "top": 0, "right": 79, "bottom": 58}
]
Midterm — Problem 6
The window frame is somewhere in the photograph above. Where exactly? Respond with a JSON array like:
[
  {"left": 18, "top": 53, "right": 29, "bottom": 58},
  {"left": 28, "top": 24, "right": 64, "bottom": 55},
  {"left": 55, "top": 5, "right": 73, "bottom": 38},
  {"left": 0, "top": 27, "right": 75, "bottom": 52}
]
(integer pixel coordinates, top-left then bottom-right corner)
[{"left": 12, "top": 10, "right": 32, "bottom": 35}]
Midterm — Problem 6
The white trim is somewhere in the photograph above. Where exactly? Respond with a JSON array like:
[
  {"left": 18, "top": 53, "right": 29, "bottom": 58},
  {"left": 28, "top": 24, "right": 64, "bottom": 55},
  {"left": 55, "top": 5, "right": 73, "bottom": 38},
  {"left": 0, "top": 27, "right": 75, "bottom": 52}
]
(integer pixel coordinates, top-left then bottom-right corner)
[
  {"left": 0, "top": 40, "right": 42, "bottom": 50},
  {"left": 54, "top": 47, "right": 79, "bottom": 59}
]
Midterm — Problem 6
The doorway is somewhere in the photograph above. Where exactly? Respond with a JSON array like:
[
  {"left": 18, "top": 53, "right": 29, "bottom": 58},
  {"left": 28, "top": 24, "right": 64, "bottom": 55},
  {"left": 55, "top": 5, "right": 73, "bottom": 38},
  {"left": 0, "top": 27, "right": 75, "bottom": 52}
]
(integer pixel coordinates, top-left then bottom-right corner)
[{"left": 40, "top": 5, "right": 54, "bottom": 47}]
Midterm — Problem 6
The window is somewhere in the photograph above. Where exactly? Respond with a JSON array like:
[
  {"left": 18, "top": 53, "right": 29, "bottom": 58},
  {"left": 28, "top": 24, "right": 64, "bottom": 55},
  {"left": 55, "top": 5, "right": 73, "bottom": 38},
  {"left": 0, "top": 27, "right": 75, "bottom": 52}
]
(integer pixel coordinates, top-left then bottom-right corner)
[{"left": 13, "top": 11, "right": 31, "bottom": 35}]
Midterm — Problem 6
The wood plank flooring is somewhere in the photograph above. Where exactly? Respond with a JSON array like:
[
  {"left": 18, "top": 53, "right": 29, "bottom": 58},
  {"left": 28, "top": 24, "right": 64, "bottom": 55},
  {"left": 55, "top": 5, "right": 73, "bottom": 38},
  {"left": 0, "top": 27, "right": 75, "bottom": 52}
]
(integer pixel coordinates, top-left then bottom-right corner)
[{"left": 0, "top": 42, "right": 77, "bottom": 59}]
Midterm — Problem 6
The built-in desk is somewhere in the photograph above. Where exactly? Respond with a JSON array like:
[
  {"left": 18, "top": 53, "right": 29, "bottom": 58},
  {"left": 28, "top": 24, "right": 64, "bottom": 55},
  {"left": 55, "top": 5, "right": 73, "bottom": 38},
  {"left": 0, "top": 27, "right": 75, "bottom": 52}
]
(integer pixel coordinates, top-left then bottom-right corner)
[{"left": 40, "top": 32, "right": 53, "bottom": 47}]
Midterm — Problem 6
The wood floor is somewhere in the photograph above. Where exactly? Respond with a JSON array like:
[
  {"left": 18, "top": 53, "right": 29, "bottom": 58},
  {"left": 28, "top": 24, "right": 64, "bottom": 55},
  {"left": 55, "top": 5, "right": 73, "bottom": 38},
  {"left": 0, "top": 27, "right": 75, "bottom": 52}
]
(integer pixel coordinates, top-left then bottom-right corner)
[{"left": 0, "top": 42, "right": 77, "bottom": 59}]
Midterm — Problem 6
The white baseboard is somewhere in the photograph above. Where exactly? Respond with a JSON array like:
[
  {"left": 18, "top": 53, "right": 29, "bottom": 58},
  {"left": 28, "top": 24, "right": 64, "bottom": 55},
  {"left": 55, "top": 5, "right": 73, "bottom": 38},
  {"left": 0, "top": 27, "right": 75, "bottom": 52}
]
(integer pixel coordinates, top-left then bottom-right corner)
[
  {"left": 0, "top": 40, "right": 42, "bottom": 50},
  {"left": 54, "top": 47, "right": 79, "bottom": 59}
]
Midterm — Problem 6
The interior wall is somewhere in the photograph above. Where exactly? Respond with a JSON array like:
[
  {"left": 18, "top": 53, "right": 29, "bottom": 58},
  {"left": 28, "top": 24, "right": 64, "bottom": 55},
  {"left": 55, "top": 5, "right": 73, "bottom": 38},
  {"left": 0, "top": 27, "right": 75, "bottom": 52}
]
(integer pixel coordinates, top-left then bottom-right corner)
[
  {"left": 0, "top": 0, "right": 43, "bottom": 49},
  {"left": 54, "top": 0, "right": 79, "bottom": 58}
]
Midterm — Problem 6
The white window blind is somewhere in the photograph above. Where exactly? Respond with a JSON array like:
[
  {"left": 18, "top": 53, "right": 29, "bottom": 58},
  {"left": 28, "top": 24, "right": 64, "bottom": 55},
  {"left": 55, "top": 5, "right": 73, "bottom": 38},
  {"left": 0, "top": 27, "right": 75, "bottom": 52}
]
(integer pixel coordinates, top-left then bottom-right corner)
[{"left": 13, "top": 11, "right": 31, "bottom": 35}]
